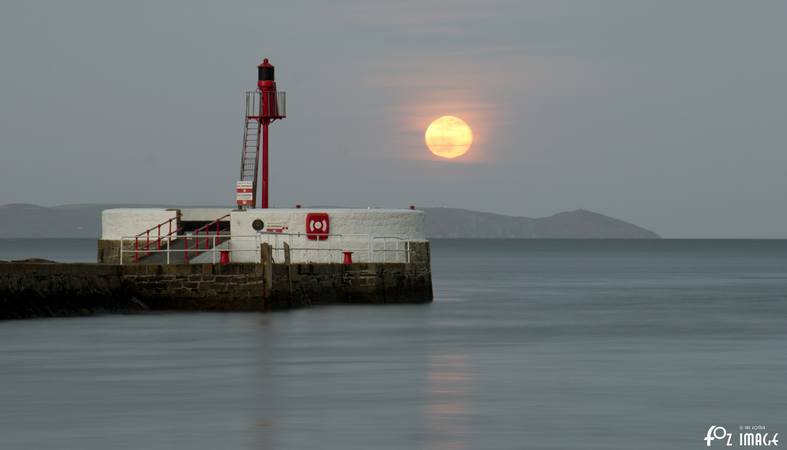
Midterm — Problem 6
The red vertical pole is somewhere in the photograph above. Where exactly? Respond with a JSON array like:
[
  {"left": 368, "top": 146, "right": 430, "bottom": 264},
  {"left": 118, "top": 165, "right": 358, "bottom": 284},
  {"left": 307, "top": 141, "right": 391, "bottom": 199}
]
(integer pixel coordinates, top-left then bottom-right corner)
[
  {"left": 262, "top": 119, "right": 269, "bottom": 208},
  {"left": 253, "top": 117, "right": 262, "bottom": 209},
  {"left": 184, "top": 236, "right": 189, "bottom": 264}
]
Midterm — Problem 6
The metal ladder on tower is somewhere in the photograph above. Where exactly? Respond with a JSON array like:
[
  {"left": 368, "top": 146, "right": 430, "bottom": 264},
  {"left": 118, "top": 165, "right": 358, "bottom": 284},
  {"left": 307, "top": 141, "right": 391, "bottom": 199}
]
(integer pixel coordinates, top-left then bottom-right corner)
[{"left": 239, "top": 116, "right": 260, "bottom": 200}]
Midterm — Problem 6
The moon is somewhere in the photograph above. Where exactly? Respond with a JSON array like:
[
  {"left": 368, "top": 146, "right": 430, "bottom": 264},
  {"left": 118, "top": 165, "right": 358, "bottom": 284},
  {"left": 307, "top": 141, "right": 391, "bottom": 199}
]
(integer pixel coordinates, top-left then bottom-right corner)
[{"left": 425, "top": 116, "right": 473, "bottom": 159}]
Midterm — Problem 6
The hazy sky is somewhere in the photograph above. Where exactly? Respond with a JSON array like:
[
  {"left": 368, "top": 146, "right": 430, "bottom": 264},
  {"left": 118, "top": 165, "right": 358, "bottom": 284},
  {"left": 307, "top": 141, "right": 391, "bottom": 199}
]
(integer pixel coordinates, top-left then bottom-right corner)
[{"left": 1, "top": 1, "right": 786, "bottom": 237}]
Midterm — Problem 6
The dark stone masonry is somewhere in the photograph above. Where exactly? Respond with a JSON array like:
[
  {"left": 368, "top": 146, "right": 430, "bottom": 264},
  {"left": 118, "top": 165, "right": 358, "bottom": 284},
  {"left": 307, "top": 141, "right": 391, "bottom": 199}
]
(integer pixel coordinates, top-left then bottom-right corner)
[{"left": 0, "top": 242, "right": 433, "bottom": 320}]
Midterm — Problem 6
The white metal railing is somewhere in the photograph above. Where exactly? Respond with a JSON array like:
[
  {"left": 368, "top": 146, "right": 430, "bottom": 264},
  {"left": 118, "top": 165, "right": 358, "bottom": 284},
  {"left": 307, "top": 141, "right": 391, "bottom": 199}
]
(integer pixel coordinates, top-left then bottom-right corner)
[
  {"left": 245, "top": 91, "right": 286, "bottom": 119},
  {"left": 118, "top": 232, "right": 411, "bottom": 265},
  {"left": 120, "top": 233, "right": 239, "bottom": 265},
  {"left": 253, "top": 231, "right": 410, "bottom": 264}
]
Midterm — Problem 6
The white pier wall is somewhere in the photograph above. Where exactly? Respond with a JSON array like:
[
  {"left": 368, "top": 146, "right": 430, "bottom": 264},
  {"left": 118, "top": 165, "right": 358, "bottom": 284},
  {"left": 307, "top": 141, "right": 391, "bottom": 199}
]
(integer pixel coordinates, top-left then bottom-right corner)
[
  {"left": 230, "top": 208, "right": 426, "bottom": 263},
  {"left": 101, "top": 209, "right": 179, "bottom": 240}
]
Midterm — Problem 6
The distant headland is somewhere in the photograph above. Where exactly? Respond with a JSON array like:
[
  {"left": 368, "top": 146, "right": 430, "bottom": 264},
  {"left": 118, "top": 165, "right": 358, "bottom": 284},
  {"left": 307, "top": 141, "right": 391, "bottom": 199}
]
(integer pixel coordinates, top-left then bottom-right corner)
[
  {"left": 424, "top": 207, "right": 659, "bottom": 239},
  {"left": 0, "top": 204, "right": 659, "bottom": 239}
]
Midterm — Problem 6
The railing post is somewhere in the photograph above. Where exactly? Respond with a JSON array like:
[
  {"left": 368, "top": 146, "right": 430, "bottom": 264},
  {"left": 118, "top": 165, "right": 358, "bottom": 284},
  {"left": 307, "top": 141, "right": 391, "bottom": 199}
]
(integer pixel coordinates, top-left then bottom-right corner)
[
  {"left": 260, "top": 242, "right": 273, "bottom": 303},
  {"left": 283, "top": 241, "right": 291, "bottom": 265},
  {"left": 146, "top": 230, "right": 150, "bottom": 256},
  {"left": 196, "top": 230, "right": 200, "bottom": 251},
  {"left": 212, "top": 235, "right": 217, "bottom": 264},
  {"left": 260, "top": 242, "right": 273, "bottom": 266},
  {"left": 184, "top": 236, "right": 189, "bottom": 264},
  {"left": 134, "top": 237, "right": 139, "bottom": 262},
  {"left": 157, "top": 224, "right": 161, "bottom": 250}
]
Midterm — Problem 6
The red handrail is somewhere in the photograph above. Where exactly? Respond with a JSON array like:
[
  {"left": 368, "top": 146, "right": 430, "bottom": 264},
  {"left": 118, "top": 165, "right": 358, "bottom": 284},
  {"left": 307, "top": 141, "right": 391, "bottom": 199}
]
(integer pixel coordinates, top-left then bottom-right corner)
[
  {"left": 133, "top": 213, "right": 181, "bottom": 262},
  {"left": 194, "top": 214, "right": 230, "bottom": 236},
  {"left": 181, "top": 214, "right": 229, "bottom": 264},
  {"left": 132, "top": 212, "right": 228, "bottom": 263},
  {"left": 195, "top": 214, "right": 229, "bottom": 254}
]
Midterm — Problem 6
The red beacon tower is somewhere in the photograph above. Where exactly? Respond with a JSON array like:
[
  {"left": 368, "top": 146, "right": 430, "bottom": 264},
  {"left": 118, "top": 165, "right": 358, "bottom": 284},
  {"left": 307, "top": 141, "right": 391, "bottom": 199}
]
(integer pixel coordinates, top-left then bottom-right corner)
[{"left": 237, "top": 58, "right": 286, "bottom": 209}]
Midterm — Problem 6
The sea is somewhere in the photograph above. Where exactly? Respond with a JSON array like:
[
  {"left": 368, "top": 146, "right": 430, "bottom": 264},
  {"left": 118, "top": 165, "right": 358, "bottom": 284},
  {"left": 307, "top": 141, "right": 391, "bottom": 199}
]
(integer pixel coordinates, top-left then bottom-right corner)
[{"left": 0, "top": 238, "right": 785, "bottom": 449}]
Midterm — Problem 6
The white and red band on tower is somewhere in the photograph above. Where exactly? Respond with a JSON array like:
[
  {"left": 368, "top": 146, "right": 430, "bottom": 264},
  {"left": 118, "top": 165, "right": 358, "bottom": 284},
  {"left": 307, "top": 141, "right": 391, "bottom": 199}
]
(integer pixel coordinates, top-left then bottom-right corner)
[{"left": 237, "top": 58, "right": 286, "bottom": 209}]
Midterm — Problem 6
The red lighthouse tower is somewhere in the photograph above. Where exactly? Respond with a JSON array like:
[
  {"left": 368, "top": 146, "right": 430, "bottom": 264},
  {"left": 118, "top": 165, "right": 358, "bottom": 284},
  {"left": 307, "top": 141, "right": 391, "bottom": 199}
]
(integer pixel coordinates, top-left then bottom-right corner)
[{"left": 237, "top": 58, "right": 286, "bottom": 209}]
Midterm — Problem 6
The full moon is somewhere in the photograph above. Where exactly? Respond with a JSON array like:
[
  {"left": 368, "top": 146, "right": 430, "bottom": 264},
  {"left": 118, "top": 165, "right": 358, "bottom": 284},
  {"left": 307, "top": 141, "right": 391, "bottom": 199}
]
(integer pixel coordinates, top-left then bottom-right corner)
[{"left": 425, "top": 116, "right": 473, "bottom": 159}]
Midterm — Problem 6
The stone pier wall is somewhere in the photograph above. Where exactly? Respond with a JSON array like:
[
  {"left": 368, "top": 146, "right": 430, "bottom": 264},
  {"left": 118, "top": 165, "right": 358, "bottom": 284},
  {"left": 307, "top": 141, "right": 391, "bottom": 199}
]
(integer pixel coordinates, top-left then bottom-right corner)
[
  {"left": 266, "top": 262, "right": 433, "bottom": 309},
  {"left": 0, "top": 242, "right": 432, "bottom": 320},
  {"left": 266, "top": 241, "right": 432, "bottom": 308},
  {"left": 0, "top": 263, "right": 139, "bottom": 320},
  {"left": 119, "top": 263, "right": 267, "bottom": 311}
]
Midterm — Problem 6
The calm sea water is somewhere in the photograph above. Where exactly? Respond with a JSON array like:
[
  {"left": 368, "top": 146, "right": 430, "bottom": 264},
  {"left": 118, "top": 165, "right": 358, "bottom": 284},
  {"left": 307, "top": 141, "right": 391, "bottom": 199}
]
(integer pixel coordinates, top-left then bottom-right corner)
[{"left": 1, "top": 239, "right": 786, "bottom": 449}]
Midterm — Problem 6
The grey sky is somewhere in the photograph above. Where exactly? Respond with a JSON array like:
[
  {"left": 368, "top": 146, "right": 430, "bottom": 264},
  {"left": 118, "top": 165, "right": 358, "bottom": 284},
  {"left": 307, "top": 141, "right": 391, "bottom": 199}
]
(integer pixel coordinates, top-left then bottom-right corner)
[{"left": 1, "top": 0, "right": 785, "bottom": 237}]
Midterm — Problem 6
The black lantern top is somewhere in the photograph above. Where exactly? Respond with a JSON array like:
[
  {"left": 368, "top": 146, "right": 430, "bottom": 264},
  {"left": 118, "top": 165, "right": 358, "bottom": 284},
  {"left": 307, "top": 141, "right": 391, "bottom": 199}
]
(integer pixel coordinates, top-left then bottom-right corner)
[{"left": 258, "top": 58, "right": 274, "bottom": 82}]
